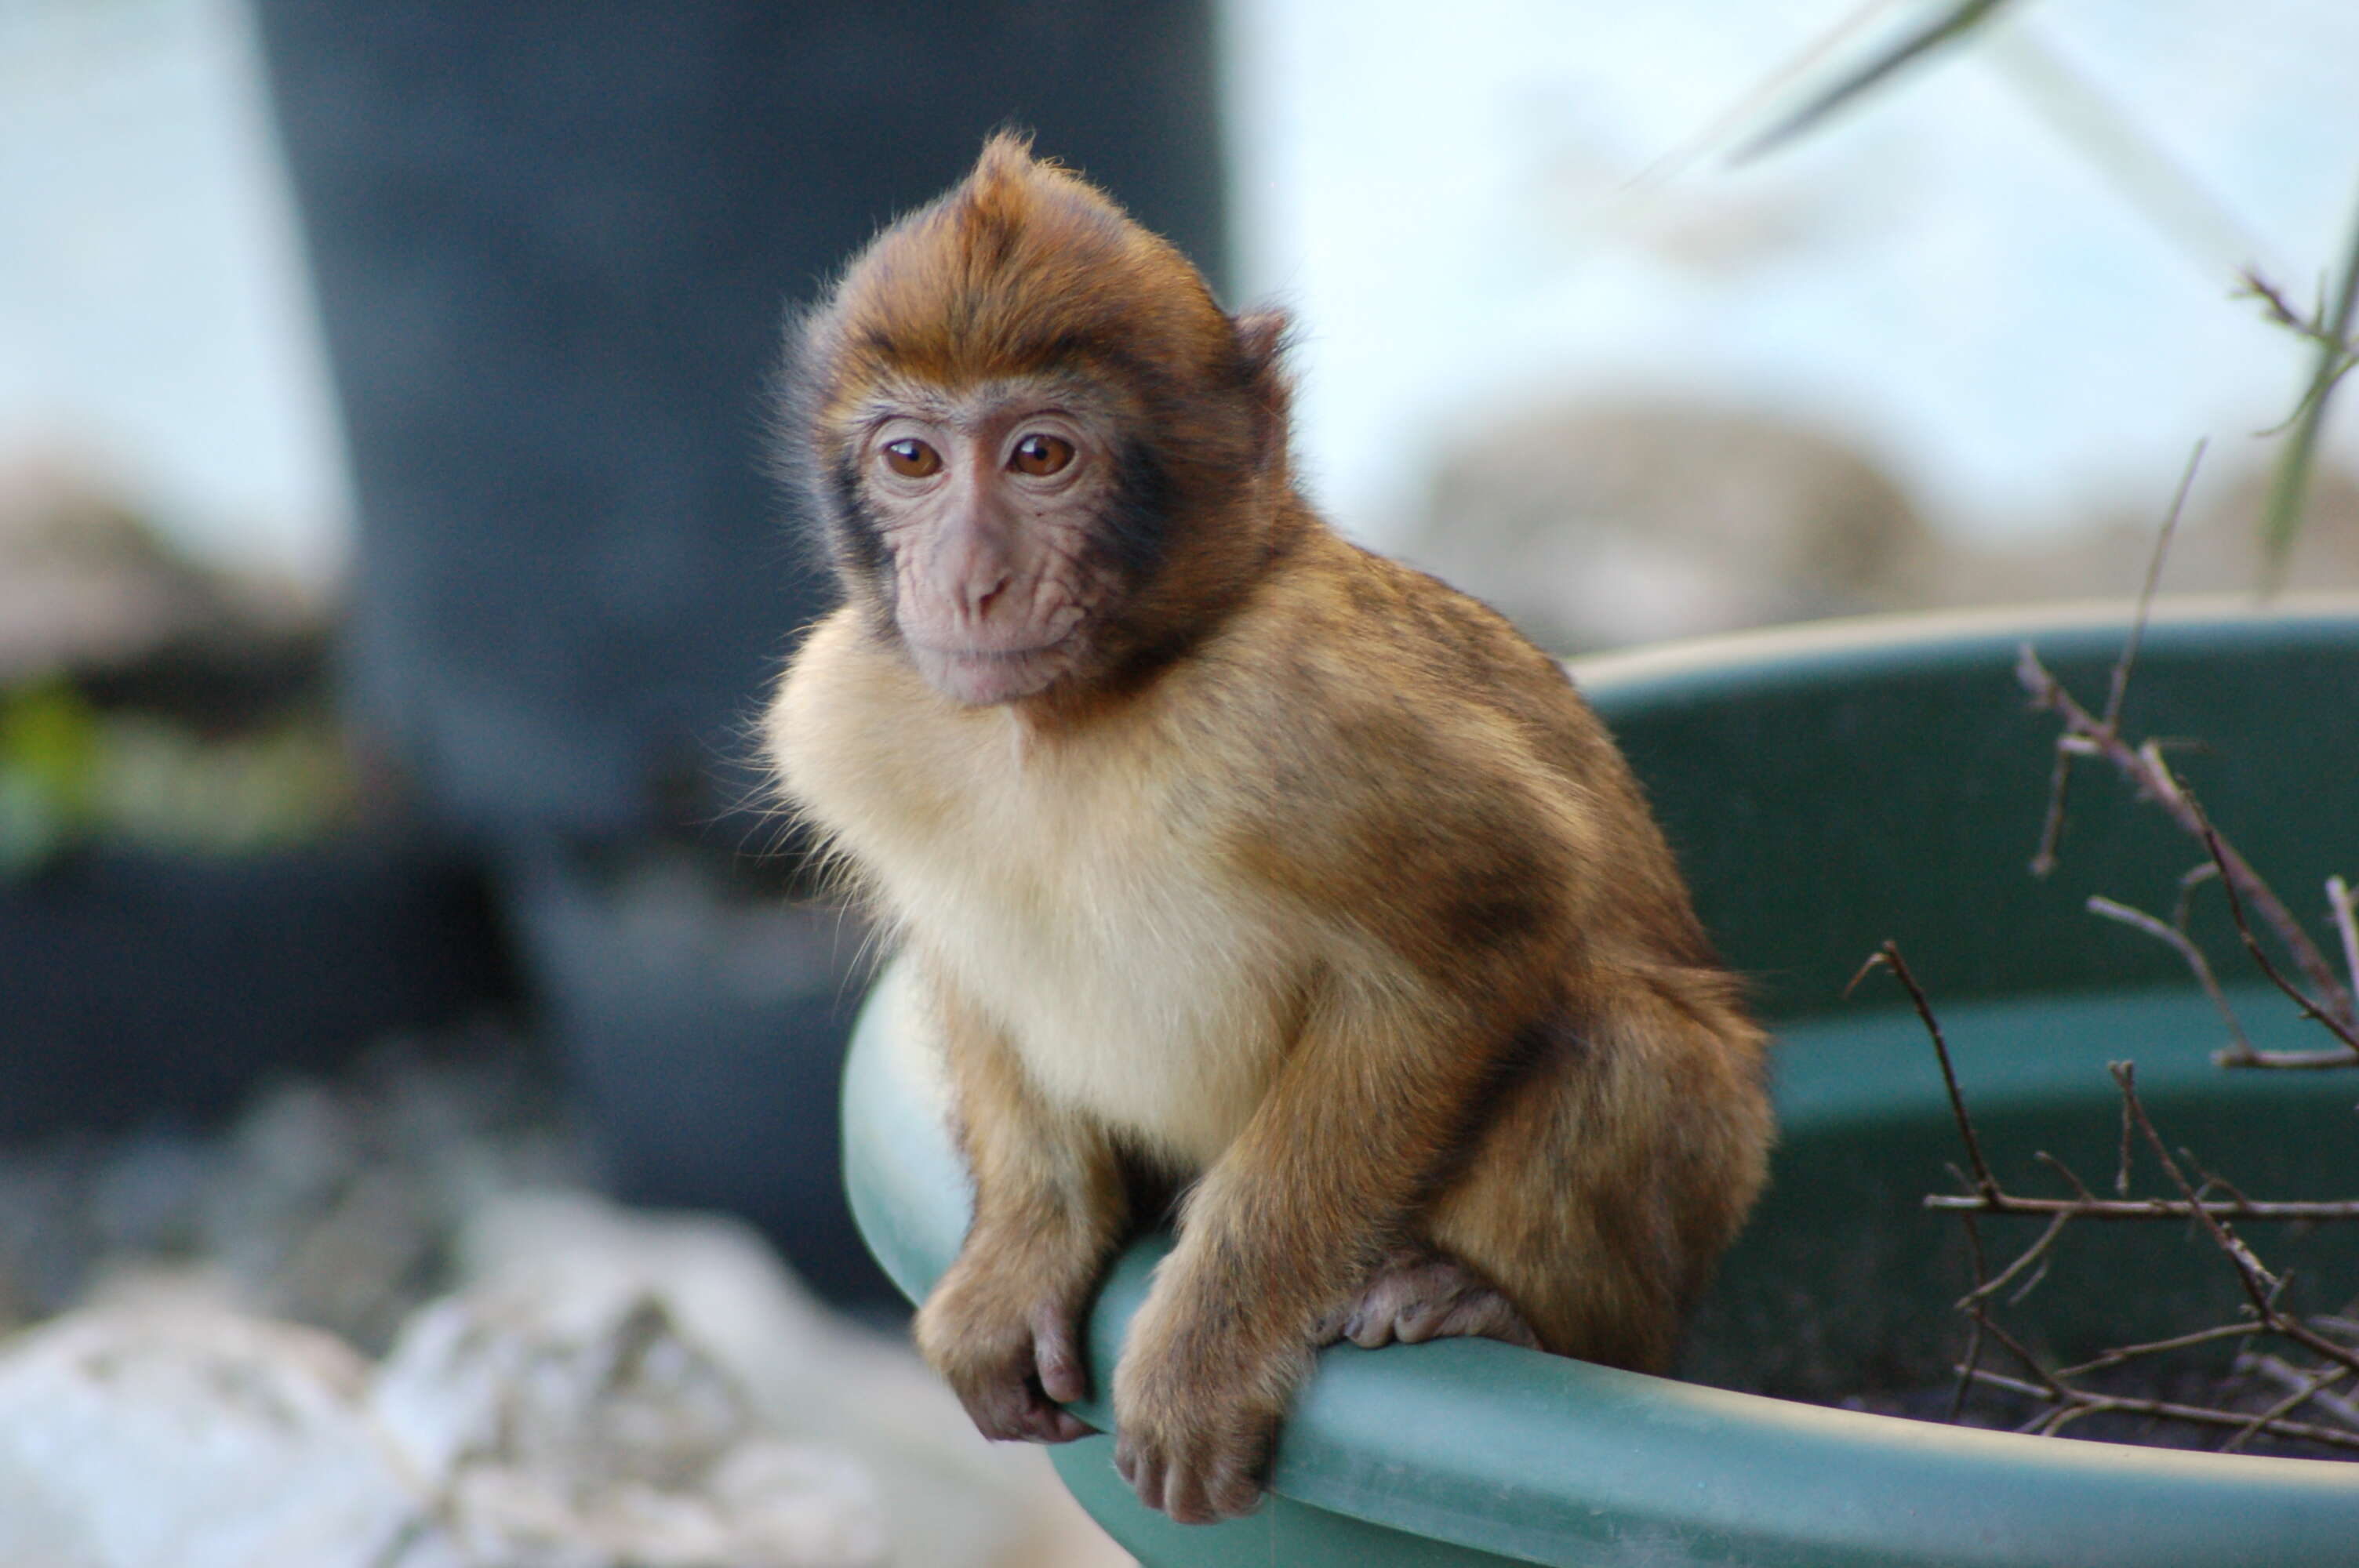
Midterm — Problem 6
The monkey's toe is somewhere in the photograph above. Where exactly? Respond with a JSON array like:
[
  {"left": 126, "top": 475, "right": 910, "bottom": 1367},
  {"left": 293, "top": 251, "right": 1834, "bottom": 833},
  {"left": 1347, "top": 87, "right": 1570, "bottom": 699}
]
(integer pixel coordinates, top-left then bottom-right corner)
[
  {"left": 965, "top": 1372, "right": 1094, "bottom": 1443},
  {"left": 1324, "top": 1249, "right": 1539, "bottom": 1351},
  {"left": 1114, "top": 1435, "right": 1263, "bottom": 1524},
  {"left": 1029, "top": 1309, "right": 1091, "bottom": 1406},
  {"left": 947, "top": 1341, "right": 1096, "bottom": 1443}
]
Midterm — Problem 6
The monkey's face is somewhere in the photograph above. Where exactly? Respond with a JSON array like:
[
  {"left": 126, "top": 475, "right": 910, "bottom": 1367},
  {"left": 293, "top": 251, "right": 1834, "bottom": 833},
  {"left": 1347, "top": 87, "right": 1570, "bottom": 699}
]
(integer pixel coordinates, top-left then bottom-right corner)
[{"left": 841, "top": 378, "right": 1138, "bottom": 706}]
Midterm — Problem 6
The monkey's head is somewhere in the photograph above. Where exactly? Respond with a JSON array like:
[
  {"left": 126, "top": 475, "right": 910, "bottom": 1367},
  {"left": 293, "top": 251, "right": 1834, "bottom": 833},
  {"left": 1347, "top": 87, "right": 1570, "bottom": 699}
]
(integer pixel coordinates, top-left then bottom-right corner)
[{"left": 781, "top": 133, "right": 1295, "bottom": 706}]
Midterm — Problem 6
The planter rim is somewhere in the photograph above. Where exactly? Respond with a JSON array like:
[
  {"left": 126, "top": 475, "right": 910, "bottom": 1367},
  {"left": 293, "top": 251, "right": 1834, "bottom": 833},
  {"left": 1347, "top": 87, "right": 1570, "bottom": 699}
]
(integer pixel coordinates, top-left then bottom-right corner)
[
  {"left": 841, "top": 604, "right": 2359, "bottom": 1567},
  {"left": 1569, "top": 592, "right": 2359, "bottom": 698},
  {"left": 845, "top": 968, "right": 2359, "bottom": 1568}
]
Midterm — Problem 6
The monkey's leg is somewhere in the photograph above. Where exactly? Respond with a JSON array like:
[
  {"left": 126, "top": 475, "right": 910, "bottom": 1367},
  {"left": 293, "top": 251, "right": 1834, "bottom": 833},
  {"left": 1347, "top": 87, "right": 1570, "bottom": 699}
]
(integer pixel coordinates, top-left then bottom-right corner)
[
  {"left": 1314, "top": 1246, "right": 1540, "bottom": 1350},
  {"left": 1111, "top": 982, "right": 1507, "bottom": 1523},
  {"left": 913, "top": 962, "right": 1129, "bottom": 1446},
  {"left": 1428, "top": 972, "right": 1772, "bottom": 1374}
]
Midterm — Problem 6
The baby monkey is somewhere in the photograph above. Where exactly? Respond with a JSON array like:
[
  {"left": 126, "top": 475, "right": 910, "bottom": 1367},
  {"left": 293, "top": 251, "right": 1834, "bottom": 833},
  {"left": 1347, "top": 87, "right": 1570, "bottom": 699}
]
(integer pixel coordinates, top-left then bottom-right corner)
[{"left": 766, "top": 135, "right": 1772, "bottom": 1525}]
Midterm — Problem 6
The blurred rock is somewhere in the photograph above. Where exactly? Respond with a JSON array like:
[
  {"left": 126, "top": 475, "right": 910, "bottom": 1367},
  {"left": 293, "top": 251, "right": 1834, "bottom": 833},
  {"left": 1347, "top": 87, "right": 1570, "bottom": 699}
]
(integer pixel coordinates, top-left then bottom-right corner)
[
  {"left": 449, "top": 1192, "right": 1122, "bottom": 1568},
  {"left": 1920, "top": 462, "right": 2359, "bottom": 608},
  {"left": 0, "top": 461, "right": 220, "bottom": 684},
  {"left": 0, "top": 1294, "right": 445, "bottom": 1568},
  {"left": 1405, "top": 401, "right": 2359, "bottom": 655},
  {"left": 1403, "top": 397, "right": 1936, "bottom": 653},
  {"left": 0, "top": 1197, "right": 1131, "bottom": 1568},
  {"left": 0, "top": 1032, "right": 591, "bottom": 1349},
  {"left": 0, "top": 457, "right": 318, "bottom": 688},
  {"left": 373, "top": 1270, "right": 886, "bottom": 1568}
]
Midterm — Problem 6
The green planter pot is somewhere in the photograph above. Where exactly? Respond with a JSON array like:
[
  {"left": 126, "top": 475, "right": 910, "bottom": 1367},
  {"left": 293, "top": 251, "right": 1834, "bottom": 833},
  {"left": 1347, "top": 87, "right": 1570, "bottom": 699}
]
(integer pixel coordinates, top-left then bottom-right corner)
[{"left": 841, "top": 597, "right": 2359, "bottom": 1567}]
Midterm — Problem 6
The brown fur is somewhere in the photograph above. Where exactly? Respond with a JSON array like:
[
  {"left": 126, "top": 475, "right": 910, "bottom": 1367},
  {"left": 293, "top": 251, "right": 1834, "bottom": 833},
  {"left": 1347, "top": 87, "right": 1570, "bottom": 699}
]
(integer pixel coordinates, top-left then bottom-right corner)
[{"left": 766, "top": 134, "right": 1773, "bottom": 1524}]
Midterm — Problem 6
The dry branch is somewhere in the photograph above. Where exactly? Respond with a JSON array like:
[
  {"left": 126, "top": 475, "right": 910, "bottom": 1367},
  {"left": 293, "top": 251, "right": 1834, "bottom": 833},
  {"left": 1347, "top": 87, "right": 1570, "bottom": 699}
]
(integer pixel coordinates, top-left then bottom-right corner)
[
  {"left": 1863, "top": 946, "right": 2359, "bottom": 1451},
  {"left": 2083, "top": 894, "right": 2255, "bottom": 1061},
  {"left": 2110, "top": 1062, "right": 2359, "bottom": 1379},
  {"left": 2197, "top": 818, "right": 2359, "bottom": 1062},
  {"left": 1961, "top": 1368, "right": 2359, "bottom": 1454},
  {"left": 1924, "top": 1192, "right": 2359, "bottom": 1221},
  {"left": 1848, "top": 942, "right": 1994, "bottom": 1196},
  {"left": 2017, "top": 647, "right": 2358, "bottom": 1037}
]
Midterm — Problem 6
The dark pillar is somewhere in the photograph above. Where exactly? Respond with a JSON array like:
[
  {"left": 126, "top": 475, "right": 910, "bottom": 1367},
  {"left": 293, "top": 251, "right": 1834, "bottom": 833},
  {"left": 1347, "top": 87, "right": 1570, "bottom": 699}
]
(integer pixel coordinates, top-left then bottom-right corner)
[{"left": 253, "top": 0, "right": 1230, "bottom": 1304}]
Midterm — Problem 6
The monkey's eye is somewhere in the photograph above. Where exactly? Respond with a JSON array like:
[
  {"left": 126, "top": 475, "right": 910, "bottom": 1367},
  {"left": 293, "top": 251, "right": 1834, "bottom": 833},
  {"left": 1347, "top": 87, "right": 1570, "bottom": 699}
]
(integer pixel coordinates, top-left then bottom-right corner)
[
  {"left": 1009, "top": 434, "right": 1075, "bottom": 477},
  {"left": 881, "top": 438, "right": 942, "bottom": 478}
]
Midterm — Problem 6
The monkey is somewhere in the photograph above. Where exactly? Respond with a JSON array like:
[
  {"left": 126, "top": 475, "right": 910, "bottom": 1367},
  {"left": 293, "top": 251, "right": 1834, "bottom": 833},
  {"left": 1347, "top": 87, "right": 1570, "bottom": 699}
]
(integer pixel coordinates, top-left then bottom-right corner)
[{"left": 763, "top": 133, "right": 1773, "bottom": 1526}]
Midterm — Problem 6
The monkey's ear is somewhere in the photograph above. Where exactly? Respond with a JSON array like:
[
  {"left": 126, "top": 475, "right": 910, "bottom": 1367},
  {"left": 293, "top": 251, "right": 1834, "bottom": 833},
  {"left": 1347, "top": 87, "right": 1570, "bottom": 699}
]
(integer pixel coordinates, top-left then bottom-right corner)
[
  {"left": 1233, "top": 309, "right": 1294, "bottom": 459},
  {"left": 1234, "top": 309, "right": 1291, "bottom": 377}
]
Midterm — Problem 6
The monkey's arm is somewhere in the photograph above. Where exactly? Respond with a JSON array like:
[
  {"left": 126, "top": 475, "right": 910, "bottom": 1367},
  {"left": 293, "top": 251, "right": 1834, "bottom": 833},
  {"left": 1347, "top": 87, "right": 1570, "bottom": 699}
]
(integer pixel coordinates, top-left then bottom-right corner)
[
  {"left": 1111, "top": 964, "right": 1535, "bottom": 1522},
  {"left": 913, "top": 958, "right": 1130, "bottom": 1445},
  {"left": 1109, "top": 629, "right": 1593, "bottom": 1520}
]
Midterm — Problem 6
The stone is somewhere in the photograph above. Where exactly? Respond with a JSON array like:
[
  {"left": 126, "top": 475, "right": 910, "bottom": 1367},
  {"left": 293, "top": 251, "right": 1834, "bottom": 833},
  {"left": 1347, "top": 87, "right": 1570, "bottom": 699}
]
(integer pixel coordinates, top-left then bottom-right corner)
[
  {"left": 371, "top": 1275, "right": 889, "bottom": 1568},
  {"left": 0, "top": 1294, "right": 451, "bottom": 1568},
  {"left": 0, "top": 1192, "right": 1128, "bottom": 1568},
  {"left": 445, "top": 1192, "right": 1056, "bottom": 1568}
]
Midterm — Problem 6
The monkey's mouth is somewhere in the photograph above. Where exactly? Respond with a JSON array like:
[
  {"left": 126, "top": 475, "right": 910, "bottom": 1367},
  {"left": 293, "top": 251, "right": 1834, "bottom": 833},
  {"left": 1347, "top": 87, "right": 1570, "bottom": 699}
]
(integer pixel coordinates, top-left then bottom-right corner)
[{"left": 906, "top": 637, "right": 1074, "bottom": 705}]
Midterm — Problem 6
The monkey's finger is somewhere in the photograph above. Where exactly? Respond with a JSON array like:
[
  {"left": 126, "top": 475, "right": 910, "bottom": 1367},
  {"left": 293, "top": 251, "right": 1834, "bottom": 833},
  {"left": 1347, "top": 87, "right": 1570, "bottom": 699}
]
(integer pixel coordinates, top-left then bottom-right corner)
[
  {"left": 1025, "top": 1403, "right": 1096, "bottom": 1443},
  {"left": 1030, "top": 1312, "right": 1091, "bottom": 1405},
  {"left": 958, "top": 1382, "right": 1031, "bottom": 1441},
  {"left": 1114, "top": 1439, "right": 1163, "bottom": 1514},
  {"left": 1390, "top": 1294, "right": 1457, "bottom": 1344},
  {"left": 1345, "top": 1305, "right": 1400, "bottom": 1348},
  {"left": 1160, "top": 1453, "right": 1263, "bottom": 1525},
  {"left": 962, "top": 1374, "right": 1070, "bottom": 1443},
  {"left": 1416, "top": 1290, "right": 1539, "bottom": 1348},
  {"left": 1161, "top": 1467, "right": 1215, "bottom": 1526}
]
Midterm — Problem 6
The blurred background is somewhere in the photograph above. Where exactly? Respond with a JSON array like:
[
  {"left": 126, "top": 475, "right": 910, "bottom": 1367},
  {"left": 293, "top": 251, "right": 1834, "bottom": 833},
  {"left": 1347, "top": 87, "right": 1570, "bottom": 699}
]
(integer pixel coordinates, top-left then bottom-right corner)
[{"left": 0, "top": 0, "right": 2354, "bottom": 1562}]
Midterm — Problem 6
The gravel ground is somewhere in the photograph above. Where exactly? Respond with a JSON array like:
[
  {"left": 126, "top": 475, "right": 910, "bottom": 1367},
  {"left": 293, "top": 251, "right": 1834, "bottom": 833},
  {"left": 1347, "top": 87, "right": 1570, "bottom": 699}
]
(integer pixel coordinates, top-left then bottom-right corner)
[{"left": 0, "top": 1023, "right": 598, "bottom": 1350}]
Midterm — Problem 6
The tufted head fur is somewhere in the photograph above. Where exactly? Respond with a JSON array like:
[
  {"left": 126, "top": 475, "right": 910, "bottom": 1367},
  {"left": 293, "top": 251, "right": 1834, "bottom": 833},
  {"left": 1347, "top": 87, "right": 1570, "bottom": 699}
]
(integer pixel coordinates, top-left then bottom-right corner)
[{"left": 778, "top": 133, "right": 1302, "bottom": 700}]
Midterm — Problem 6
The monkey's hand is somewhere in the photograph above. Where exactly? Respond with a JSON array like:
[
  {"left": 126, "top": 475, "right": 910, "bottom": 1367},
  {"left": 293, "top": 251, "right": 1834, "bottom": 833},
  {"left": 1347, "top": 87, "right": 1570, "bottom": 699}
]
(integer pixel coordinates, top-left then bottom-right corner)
[
  {"left": 1315, "top": 1247, "right": 1540, "bottom": 1350},
  {"left": 914, "top": 1254, "right": 1096, "bottom": 1444},
  {"left": 1110, "top": 1276, "right": 1306, "bottom": 1524}
]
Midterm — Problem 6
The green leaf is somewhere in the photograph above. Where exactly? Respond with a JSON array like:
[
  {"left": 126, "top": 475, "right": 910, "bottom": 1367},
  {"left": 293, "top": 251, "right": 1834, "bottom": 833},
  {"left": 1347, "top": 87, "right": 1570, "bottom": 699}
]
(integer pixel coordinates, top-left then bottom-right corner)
[
  {"left": 0, "top": 678, "right": 100, "bottom": 877},
  {"left": 1736, "top": 0, "right": 2022, "bottom": 162},
  {"left": 2257, "top": 184, "right": 2359, "bottom": 590}
]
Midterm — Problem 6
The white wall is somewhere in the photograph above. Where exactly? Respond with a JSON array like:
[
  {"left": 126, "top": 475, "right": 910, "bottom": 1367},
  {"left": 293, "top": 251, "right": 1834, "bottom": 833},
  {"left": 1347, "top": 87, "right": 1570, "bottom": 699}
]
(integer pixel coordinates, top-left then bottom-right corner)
[
  {"left": 1219, "top": 0, "right": 2359, "bottom": 545},
  {"left": 0, "top": 0, "right": 347, "bottom": 586},
  {"left": 6, "top": 0, "right": 2357, "bottom": 585}
]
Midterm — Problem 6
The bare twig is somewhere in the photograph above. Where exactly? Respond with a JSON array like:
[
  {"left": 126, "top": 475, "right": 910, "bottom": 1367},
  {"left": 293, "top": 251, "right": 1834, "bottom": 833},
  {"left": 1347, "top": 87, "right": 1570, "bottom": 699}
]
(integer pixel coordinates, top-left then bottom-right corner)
[
  {"left": 1925, "top": 1192, "right": 2359, "bottom": 1221},
  {"left": 2029, "top": 742, "right": 2077, "bottom": 880},
  {"left": 2027, "top": 445, "right": 2201, "bottom": 878},
  {"left": 1899, "top": 539, "right": 2359, "bottom": 1453},
  {"left": 1955, "top": 1209, "right": 2074, "bottom": 1310},
  {"left": 2242, "top": 1352, "right": 2359, "bottom": 1432},
  {"left": 2110, "top": 1062, "right": 2359, "bottom": 1378},
  {"left": 2018, "top": 646, "right": 2357, "bottom": 1029},
  {"left": 1973, "top": 1298, "right": 2073, "bottom": 1402},
  {"left": 2084, "top": 895, "right": 2256, "bottom": 1062},
  {"left": 2105, "top": 441, "right": 2204, "bottom": 735},
  {"left": 2330, "top": 876, "right": 2359, "bottom": 1001},
  {"left": 1870, "top": 904, "right": 2359, "bottom": 1449},
  {"left": 2255, "top": 182, "right": 2359, "bottom": 585},
  {"left": 2171, "top": 860, "right": 2219, "bottom": 934},
  {"left": 2223, "top": 1357, "right": 2356, "bottom": 1452},
  {"left": 2237, "top": 268, "right": 2354, "bottom": 354},
  {"left": 1960, "top": 1368, "right": 2359, "bottom": 1454},
  {"left": 1851, "top": 942, "right": 1995, "bottom": 1196},
  {"left": 2055, "top": 1319, "right": 2269, "bottom": 1381},
  {"left": 2199, "top": 818, "right": 2359, "bottom": 1060}
]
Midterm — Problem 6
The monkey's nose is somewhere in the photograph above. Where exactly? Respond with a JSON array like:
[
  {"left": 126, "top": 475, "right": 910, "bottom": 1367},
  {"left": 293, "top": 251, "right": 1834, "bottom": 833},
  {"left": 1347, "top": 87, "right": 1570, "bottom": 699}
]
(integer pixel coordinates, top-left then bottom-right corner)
[{"left": 965, "top": 573, "right": 1012, "bottom": 621}]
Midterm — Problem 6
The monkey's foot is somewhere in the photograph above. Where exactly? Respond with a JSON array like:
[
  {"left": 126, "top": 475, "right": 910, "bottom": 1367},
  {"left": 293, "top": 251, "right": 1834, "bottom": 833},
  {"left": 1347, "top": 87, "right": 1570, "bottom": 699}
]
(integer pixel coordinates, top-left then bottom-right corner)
[
  {"left": 917, "top": 1284, "right": 1096, "bottom": 1445},
  {"left": 1317, "top": 1249, "right": 1540, "bottom": 1350}
]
